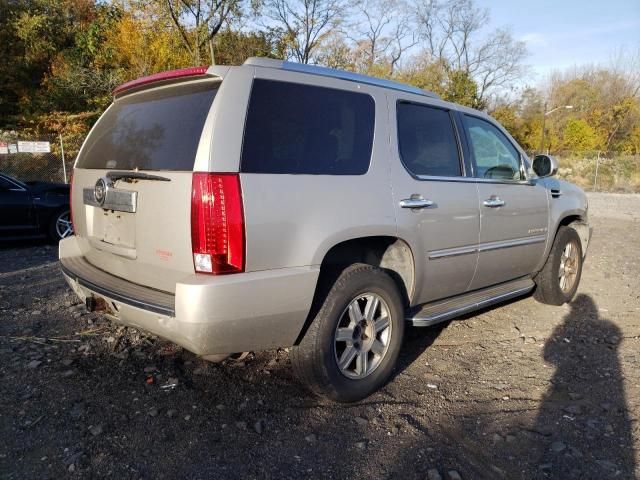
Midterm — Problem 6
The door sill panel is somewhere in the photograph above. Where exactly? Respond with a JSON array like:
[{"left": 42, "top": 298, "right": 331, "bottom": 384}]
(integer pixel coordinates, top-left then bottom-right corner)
[{"left": 406, "top": 277, "right": 535, "bottom": 327}]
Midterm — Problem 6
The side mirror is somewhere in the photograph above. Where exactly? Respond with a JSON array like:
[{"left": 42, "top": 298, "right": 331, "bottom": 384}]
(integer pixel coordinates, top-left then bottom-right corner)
[{"left": 532, "top": 154, "right": 558, "bottom": 178}]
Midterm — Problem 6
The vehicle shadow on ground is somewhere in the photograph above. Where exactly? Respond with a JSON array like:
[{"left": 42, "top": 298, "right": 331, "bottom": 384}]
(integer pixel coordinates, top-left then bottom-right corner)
[
  {"left": 391, "top": 322, "right": 449, "bottom": 381},
  {"left": 3, "top": 257, "right": 636, "bottom": 479},
  {"left": 379, "top": 293, "right": 636, "bottom": 479},
  {"left": 389, "top": 293, "right": 528, "bottom": 383}
]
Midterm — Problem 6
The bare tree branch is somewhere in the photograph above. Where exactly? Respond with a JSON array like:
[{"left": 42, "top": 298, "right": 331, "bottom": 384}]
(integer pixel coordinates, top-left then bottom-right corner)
[
  {"left": 164, "top": 0, "right": 241, "bottom": 64},
  {"left": 261, "top": 0, "right": 344, "bottom": 63},
  {"left": 413, "top": 0, "right": 526, "bottom": 102}
]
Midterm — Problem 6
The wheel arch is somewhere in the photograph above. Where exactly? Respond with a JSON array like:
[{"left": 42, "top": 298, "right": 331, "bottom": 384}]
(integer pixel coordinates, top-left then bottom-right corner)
[
  {"left": 556, "top": 214, "right": 590, "bottom": 259},
  {"left": 294, "top": 235, "right": 415, "bottom": 345}
]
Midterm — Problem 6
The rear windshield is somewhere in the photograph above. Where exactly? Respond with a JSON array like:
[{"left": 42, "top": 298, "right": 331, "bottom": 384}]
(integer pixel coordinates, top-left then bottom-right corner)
[{"left": 77, "top": 83, "right": 217, "bottom": 170}]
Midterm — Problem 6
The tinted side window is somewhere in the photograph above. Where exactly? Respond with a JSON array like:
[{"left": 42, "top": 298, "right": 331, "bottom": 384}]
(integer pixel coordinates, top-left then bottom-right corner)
[
  {"left": 463, "top": 115, "right": 523, "bottom": 181},
  {"left": 397, "top": 102, "right": 461, "bottom": 177},
  {"left": 241, "top": 80, "right": 374, "bottom": 175}
]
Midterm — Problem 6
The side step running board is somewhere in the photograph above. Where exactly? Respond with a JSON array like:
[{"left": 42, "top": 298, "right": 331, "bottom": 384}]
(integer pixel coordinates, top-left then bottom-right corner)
[{"left": 406, "top": 277, "right": 535, "bottom": 327}]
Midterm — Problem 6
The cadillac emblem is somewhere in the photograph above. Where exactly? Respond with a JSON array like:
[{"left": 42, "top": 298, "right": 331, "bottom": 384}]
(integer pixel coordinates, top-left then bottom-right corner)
[{"left": 94, "top": 177, "right": 108, "bottom": 206}]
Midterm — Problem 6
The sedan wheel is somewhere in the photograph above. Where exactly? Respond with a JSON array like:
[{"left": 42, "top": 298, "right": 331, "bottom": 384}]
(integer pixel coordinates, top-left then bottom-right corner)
[{"left": 52, "top": 210, "right": 73, "bottom": 241}]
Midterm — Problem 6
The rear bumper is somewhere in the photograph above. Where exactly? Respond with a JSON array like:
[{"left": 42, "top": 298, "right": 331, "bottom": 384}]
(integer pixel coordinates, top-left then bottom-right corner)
[{"left": 59, "top": 237, "right": 319, "bottom": 356}]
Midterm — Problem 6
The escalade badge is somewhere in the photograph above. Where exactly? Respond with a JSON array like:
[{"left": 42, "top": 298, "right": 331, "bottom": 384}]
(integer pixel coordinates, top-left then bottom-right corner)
[{"left": 94, "top": 177, "right": 108, "bottom": 206}]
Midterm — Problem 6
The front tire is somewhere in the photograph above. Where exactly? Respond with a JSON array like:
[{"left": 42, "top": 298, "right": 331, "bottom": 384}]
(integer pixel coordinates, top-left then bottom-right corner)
[
  {"left": 291, "top": 264, "right": 404, "bottom": 402},
  {"left": 534, "top": 226, "right": 583, "bottom": 305}
]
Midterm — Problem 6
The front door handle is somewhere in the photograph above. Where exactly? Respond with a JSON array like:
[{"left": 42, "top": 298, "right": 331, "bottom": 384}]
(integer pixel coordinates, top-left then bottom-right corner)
[
  {"left": 483, "top": 196, "right": 505, "bottom": 208},
  {"left": 399, "top": 196, "right": 434, "bottom": 209}
]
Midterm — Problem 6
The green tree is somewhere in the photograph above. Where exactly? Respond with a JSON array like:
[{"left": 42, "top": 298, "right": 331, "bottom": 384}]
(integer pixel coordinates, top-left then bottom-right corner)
[
  {"left": 213, "top": 29, "right": 285, "bottom": 65},
  {"left": 163, "top": 0, "right": 242, "bottom": 65},
  {"left": 563, "top": 119, "right": 598, "bottom": 154},
  {"left": 1, "top": 0, "right": 84, "bottom": 118},
  {"left": 442, "top": 70, "right": 483, "bottom": 109},
  {"left": 44, "top": 2, "right": 124, "bottom": 111}
]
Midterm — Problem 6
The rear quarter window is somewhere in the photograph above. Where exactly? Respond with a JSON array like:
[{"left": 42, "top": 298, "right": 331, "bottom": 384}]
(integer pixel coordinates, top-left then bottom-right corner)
[
  {"left": 77, "top": 83, "right": 217, "bottom": 171},
  {"left": 397, "top": 102, "right": 462, "bottom": 177},
  {"left": 241, "top": 79, "right": 375, "bottom": 175}
]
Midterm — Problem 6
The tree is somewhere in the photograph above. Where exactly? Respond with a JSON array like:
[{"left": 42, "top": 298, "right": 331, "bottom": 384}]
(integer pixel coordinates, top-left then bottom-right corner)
[
  {"left": 395, "top": 55, "right": 482, "bottom": 108},
  {"left": 624, "top": 125, "right": 640, "bottom": 155},
  {"left": 348, "top": 0, "right": 416, "bottom": 75},
  {"left": 259, "top": 0, "right": 343, "bottom": 63},
  {"left": 546, "top": 62, "right": 640, "bottom": 153},
  {"left": 213, "top": 28, "right": 285, "bottom": 64},
  {"left": 563, "top": 119, "right": 598, "bottom": 155},
  {"left": 163, "top": 0, "right": 241, "bottom": 65},
  {"left": 413, "top": 0, "right": 527, "bottom": 103},
  {"left": 443, "top": 69, "right": 481, "bottom": 107},
  {"left": 314, "top": 31, "right": 356, "bottom": 70},
  {"left": 44, "top": 2, "right": 124, "bottom": 111},
  {"left": 102, "top": 8, "right": 192, "bottom": 79}
]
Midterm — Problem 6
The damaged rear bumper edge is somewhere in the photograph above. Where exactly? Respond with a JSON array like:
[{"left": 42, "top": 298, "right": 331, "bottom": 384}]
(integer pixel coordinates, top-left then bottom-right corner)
[
  {"left": 60, "top": 257, "right": 175, "bottom": 317},
  {"left": 58, "top": 236, "right": 320, "bottom": 356}
]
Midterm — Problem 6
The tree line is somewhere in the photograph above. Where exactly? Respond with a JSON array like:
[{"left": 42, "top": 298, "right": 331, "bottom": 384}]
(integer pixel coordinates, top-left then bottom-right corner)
[{"left": 1, "top": 0, "right": 638, "bottom": 156}]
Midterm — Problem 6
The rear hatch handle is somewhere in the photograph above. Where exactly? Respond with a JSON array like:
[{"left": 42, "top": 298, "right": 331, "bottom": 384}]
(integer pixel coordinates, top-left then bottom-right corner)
[{"left": 106, "top": 171, "right": 171, "bottom": 183}]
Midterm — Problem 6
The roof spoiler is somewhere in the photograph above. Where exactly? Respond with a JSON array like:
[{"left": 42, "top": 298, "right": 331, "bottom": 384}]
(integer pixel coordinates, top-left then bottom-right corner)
[{"left": 113, "top": 66, "right": 217, "bottom": 98}]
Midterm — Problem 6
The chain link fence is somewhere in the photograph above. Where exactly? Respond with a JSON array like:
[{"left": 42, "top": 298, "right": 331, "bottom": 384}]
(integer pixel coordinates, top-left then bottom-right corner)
[
  {"left": 527, "top": 151, "right": 640, "bottom": 193},
  {"left": 2, "top": 132, "right": 639, "bottom": 192},
  {"left": 549, "top": 152, "right": 640, "bottom": 193},
  {"left": 0, "top": 133, "right": 80, "bottom": 184}
]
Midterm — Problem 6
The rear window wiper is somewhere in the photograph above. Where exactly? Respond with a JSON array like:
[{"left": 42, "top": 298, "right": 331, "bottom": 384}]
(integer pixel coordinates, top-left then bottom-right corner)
[{"left": 106, "top": 171, "right": 171, "bottom": 183}]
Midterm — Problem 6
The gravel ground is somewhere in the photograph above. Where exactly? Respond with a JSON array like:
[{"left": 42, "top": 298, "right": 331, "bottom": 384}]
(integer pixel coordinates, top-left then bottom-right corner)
[{"left": 1, "top": 192, "right": 639, "bottom": 480}]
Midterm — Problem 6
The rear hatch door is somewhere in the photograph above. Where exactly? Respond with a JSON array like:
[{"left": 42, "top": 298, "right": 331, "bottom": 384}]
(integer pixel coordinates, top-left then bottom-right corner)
[{"left": 72, "top": 80, "right": 218, "bottom": 293}]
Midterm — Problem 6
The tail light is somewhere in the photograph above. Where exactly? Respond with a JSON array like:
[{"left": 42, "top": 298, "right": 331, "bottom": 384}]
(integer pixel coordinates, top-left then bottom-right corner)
[{"left": 191, "top": 173, "right": 245, "bottom": 274}]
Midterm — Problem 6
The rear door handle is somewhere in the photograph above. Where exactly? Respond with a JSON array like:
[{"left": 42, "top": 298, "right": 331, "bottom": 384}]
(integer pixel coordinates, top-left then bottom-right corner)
[
  {"left": 399, "top": 197, "right": 434, "bottom": 209},
  {"left": 483, "top": 197, "right": 505, "bottom": 208}
]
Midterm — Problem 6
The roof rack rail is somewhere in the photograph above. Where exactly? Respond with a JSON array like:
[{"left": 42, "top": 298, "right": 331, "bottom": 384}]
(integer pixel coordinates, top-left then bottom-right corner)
[{"left": 243, "top": 57, "right": 439, "bottom": 99}]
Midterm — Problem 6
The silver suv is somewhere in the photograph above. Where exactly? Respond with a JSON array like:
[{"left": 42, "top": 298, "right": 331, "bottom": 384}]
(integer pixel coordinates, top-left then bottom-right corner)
[{"left": 60, "top": 58, "right": 591, "bottom": 402}]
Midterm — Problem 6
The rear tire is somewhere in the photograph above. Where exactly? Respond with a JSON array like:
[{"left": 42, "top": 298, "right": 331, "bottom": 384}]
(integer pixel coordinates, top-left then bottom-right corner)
[
  {"left": 534, "top": 226, "right": 583, "bottom": 305},
  {"left": 291, "top": 263, "right": 404, "bottom": 402}
]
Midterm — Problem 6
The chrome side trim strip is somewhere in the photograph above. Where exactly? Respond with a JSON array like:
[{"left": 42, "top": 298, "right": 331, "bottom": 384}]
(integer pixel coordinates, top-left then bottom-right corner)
[
  {"left": 429, "top": 245, "right": 478, "bottom": 260},
  {"left": 478, "top": 234, "right": 546, "bottom": 253},
  {"left": 408, "top": 284, "right": 534, "bottom": 327},
  {"left": 429, "top": 235, "right": 546, "bottom": 260},
  {"left": 415, "top": 174, "right": 535, "bottom": 186},
  {"left": 83, "top": 188, "right": 138, "bottom": 213}
]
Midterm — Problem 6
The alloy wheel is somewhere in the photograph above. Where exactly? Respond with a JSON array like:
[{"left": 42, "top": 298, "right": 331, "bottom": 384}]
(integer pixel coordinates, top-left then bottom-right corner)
[
  {"left": 333, "top": 292, "right": 392, "bottom": 380},
  {"left": 55, "top": 211, "right": 73, "bottom": 240}
]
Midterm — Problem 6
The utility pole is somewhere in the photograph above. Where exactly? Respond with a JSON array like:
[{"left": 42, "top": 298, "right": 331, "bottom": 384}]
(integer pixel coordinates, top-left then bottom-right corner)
[
  {"left": 59, "top": 133, "right": 67, "bottom": 184},
  {"left": 539, "top": 102, "right": 547, "bottom": 154}
]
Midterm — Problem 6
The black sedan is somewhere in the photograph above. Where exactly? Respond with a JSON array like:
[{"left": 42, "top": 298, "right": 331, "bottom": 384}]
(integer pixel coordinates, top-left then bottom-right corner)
[{"left": 0, "top": 172, "right": 72, "bottom": 242}]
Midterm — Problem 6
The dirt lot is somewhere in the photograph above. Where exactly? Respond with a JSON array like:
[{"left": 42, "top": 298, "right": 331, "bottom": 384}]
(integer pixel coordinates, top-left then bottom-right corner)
[{"left": 1, "top": 192, "right": 639, "bottom": 480}]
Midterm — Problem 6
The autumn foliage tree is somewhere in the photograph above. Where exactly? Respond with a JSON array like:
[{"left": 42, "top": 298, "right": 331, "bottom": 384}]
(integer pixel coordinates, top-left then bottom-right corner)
[{"left": 0, "top": 0, "right": 638, "bottom": 166}]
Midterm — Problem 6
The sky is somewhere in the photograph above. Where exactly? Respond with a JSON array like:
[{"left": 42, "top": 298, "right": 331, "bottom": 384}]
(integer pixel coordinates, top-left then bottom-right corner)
[{"left": 476, "top": 0, "right": 640, "bottom": 83}]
